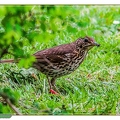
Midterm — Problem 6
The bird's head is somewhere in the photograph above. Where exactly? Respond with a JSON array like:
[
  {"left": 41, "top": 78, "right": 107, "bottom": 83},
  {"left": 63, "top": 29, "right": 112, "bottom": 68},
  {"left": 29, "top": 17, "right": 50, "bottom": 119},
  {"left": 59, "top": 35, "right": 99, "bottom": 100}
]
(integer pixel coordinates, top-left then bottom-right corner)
[{"left": 76, "top": 36, "right": 100, "bottom": 51}]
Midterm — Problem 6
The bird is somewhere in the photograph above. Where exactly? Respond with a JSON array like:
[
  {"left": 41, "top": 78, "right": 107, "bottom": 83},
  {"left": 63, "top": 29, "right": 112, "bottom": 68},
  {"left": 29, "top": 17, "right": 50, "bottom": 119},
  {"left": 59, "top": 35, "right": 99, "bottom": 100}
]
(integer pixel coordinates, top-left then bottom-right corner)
[{"left": 0, "top": 36, "right": 100, "bottom": 94}]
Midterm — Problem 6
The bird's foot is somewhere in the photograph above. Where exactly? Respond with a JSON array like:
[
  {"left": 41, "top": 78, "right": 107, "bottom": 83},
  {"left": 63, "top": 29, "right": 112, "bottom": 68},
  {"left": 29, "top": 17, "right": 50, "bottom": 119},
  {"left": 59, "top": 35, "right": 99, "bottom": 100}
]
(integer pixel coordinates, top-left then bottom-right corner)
[{"left": 50, "top": 89, "right": 59, "bottom": 95}]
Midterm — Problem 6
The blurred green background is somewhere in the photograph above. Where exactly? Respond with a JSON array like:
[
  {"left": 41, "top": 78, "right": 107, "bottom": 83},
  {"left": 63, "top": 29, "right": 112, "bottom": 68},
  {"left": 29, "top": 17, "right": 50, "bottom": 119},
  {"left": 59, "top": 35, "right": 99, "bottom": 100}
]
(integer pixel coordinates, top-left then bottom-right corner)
[{"left": 0, "top": 5, "right": 120, "bottom": 115}]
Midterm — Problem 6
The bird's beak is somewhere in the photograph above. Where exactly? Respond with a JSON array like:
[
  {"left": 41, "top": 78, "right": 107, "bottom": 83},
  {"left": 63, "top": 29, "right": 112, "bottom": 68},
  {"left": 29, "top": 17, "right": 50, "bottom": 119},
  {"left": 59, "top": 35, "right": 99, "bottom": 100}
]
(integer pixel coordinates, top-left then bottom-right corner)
[{"left": 93, "top": 42, "right": 100, "bottom": 47}]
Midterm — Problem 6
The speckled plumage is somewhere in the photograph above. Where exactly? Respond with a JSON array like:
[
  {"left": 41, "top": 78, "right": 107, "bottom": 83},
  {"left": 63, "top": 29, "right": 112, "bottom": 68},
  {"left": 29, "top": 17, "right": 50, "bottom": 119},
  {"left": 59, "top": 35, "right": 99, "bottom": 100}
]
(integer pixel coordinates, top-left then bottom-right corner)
[{"left": 32, "top": 36, "right": 100, "bottom": 92}]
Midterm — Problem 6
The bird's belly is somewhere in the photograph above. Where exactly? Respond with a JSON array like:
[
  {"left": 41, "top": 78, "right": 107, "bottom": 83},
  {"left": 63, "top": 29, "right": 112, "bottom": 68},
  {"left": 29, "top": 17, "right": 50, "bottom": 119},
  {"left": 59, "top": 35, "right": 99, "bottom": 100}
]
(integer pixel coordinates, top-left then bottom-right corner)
[
  {"left": 63, "top": 59, "right": 82, "bottom": 74},
  {"left": 33, "top": 53, "right": 86, "bottom": 78},
  {"left": 41, "top": 58, "right": 83, "bottom": 77}
]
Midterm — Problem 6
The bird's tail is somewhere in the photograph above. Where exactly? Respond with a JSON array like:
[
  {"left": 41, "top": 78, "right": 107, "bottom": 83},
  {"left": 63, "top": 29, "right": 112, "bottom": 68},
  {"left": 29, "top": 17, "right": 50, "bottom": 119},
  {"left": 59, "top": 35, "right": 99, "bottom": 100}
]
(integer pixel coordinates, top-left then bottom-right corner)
[{"left": 0, "top": 59, "right": 19, "bottom": 63}]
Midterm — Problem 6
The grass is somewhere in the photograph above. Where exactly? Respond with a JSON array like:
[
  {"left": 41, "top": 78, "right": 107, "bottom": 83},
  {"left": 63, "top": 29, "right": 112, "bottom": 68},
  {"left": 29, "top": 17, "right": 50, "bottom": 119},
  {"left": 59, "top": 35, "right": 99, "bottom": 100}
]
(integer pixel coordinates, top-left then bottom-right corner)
[{"left": 0, "top": 5, "right": 120, "bottom": 115}]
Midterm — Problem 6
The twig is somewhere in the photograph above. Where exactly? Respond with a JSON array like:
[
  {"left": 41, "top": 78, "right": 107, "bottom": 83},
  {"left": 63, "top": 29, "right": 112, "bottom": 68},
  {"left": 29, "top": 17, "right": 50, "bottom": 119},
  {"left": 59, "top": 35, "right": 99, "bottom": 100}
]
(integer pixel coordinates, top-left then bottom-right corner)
[
  {"left": 0, "top": 93, "right": 22, "bottom": 115},
  {"left": 5, "top": 98, "right": 22, "bottom": 115}
]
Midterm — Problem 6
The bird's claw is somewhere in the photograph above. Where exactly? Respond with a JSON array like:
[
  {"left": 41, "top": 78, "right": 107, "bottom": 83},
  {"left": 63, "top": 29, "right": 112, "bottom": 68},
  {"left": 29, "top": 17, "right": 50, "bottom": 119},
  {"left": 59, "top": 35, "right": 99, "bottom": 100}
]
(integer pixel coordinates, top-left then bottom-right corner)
[{"left": 50, "top": 89, "right": 59, "bottom": 95}]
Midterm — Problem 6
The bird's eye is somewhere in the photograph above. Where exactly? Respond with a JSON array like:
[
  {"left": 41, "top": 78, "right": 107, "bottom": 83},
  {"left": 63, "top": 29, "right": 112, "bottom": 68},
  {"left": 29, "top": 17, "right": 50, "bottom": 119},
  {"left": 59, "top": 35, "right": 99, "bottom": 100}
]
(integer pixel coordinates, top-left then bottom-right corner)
[{"left": 84, "top": 38, "right": 88, "bottom": 42}]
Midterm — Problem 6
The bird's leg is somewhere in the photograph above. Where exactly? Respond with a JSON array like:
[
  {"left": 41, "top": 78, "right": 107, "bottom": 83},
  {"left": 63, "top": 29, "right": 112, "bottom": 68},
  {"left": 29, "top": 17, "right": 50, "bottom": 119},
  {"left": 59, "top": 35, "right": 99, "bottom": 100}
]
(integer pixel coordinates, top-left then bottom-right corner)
[
  {"left": 47, "top": 76, "right": 52, "bottom": 89},
  {"left": 51, "top": 78, "right": 60, "bottom": 94},
  {"left": 46, "top": 76, "right": 59, "bottom": 95},
  {"left": 47, "top": 76, "right": 58, "bottom": 94}
]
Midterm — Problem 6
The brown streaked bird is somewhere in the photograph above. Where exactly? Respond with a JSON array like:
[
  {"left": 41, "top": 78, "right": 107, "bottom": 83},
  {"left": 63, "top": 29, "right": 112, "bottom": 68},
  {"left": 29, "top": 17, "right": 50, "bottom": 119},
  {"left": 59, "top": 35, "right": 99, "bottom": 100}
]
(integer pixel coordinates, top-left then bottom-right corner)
[{"left": 0, "top": 36, "right": 100, "bottom": 94}]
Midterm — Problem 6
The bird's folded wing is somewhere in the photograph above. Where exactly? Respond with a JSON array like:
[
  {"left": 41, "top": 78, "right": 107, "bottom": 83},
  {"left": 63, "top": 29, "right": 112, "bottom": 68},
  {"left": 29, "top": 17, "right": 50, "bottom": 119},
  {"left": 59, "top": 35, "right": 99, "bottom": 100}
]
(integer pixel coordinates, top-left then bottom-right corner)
[
  {"left": 33, "top": 43, "right": 77, "bottom": 64},
  {"left": 34, "top": 54, "right": 72, "bottom": 64}
]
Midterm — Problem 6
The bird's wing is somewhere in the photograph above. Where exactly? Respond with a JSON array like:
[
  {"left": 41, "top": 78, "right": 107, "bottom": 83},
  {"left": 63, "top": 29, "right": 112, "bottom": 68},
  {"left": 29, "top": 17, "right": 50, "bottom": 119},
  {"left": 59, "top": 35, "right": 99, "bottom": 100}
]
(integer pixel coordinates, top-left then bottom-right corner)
[{"left": 33, "top": 43, "right": 77, "bottom": 64}]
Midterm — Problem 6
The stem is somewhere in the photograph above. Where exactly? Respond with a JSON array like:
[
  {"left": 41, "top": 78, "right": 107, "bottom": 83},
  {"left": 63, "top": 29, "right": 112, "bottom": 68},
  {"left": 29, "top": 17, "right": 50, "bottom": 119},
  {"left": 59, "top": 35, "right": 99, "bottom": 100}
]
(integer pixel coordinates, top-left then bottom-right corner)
[{"left": 5, "top": 98, "right": 22, "bottom": 115}]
